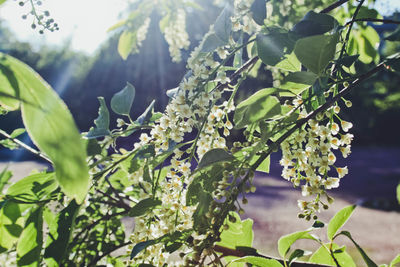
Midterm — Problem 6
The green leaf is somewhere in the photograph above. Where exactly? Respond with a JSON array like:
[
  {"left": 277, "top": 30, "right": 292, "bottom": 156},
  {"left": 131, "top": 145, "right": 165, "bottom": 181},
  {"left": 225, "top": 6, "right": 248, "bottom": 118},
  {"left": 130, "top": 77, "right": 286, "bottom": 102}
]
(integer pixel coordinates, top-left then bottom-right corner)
[
  {"left": 309, "top": 243, "right": 356, "bottom": 267},
  {"left": 130, "top": 240, "right": 155, "bottom": 259},
  {"left": 0, "top": 53, "right": 89, "bottom": 204},
  {"left": 0, "top": 0, "right": 7, "bottom": 6},
  {"left": 234, "top": 88, "right": 281, "bottom": 128},
  {"left": 107, "top": 19, "right": 128, "bottom": 32},
  {"left": 198, "top": 148, "right": 234, "bottom": 169},
  {"left": 280, "top": 71, "right": 318, "bottom": 94},
  {"left": 0, "top": 167, "right": 12, "bottom": 192},
  {"left": 129, "top": 198, "right": 161, "bottom": 217},
  {"left": 44, "top": 200, "right": 80, "bottom": 265},
  {"left": 229, "top": 256, "right": 283, "bottom": 267},
  {"left": 397, "top": 183, "right": 400, "bottom": 205},
  {"left": 214, "top": 5, "right": 232, "bottom": 42},
  {"left": 390, "top": 253, "right": 400, "bottom": 267},
  {"left": 86, "top": 97, "right": 110, "bottom": 138},
  {"left": 136, "top": 99, "right": 155, "bottom": 125},
  {"left": 10, "top": 128, "right": 25, "bottom": 138},
  {"left": 257, "top": 33, "right": 295, "bottom": 66},
  {"left": 17, "top": 207, "right": 43, "bottom": 267},
  {"left": 275, "top": 53, "right": 301, "bottom": 72},
  {"left": 288, "top": 249, "right": 307, "bottom": 265},
  {"left": 385, "top": 26, "right": 400, "bottom": 41},
  {"left": 6, "top": 172, "right": 58, "bottom": 202},
  {"left": 312, "top": 221, "right": 325, "bottom": 228},
  {"left": 0, "top": 201, "right": 24, "bottom": 252},
  {"left": 294, "top": 33, "right": 339, "bottom": 75},
  {"left": 111, "top": 82, "right": 136, "bottom": 115},
  {"left": 338, "top": 231, "right": 378, "bottom": 267},
  {"left": 358, "top": 26, "right": 380, "bottom": 64},
  {"left": 250, "top": 0, "right": 267, "bottom": 25},
  {"left": 118, "top": 30, "right": 137, "bottom": 60},
  {"left": 292, "top": 11, "right": 337, "bottom": 37},
  {"left": 277, "top": 230, "right": 315, "bottom": 258},
  {"left": 356, "top": 6, "right": 380, "bottom": 20},
  {"left": 256, "top": 155, "right": 270, "bottom": 173},
  {"left": 200, "top": 33, "right": 226, "bottom": 52},
  {"left": 336, "top": 55, "right": 359, "bottom": 68},
  {"left": 327, "top": 205, "right": 356, "bottom": 240},
  {"left": 217, "top": 212, "right": 254, "bottom": 249}
]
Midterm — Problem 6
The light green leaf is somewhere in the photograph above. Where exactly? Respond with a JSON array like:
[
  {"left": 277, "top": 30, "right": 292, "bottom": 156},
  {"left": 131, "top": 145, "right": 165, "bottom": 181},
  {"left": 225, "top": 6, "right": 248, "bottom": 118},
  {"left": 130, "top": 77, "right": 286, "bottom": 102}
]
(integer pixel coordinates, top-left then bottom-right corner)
[
  {"left": 359, "top": 26, "right": 380, "bottom": 64},
  {"left": 44, "top": 200, "right": 80, "bottom": 266},
  {"left": 275, "top": 53, "right": 301, "bottom": 72},
  {"left": 256, "top": 155, "right": 270, "bottom": 173},
  {"left": 86, "top": 97, "right": 110, "bottom": 138},
  {"left": 111, "top": 82, "right": 136, "bottom": 115},
  {"left": 0, "top": 0, "right": 7, "bottom": 6},
  {"left": 128, "top": 198, "right": 161, "bottom": 217},
  {"left": 118, "top": 30, "right": 136, "bottom": 60},
  {"left": 229, "top": 256, "right": 283, "bottom": 267},
  {"left": 250, "top": 0, "right": 267, "bottom": 26},
  {"left": 10, "top": 128, "right": 25, "bottom": 138},
  {"left": 0, "top": 167, "right": 12, "bottom": 192},
  {"left": 17, "top": 207, "right": 43, "bottom": 267},
  {"left": 0, "top": 201, "right": 24, "bottom": 252},
  {"left": 217, "top": 212, "right": 254, "bottom": 249},
  {"left": 327, "top": 205, "right": 356, "bottom": 240},
  {"left": 294, "top": 33, "right": 339, "bottom": 75},
  {"left": 309, "top": 243, "right": 356, "bottom": 267},
  {"left": 214, "top": 5, "right": 232, "bottom": 42},
  {"left": 257, "top": 33, "right": 294, "bottom": 66},
  {"left": 107, "top": 19, "right": 127, "bottom": 32},
  {"left": 280, "top": 71, "right": 318, "bottom": 94},
  {"left": 278, "top": 230, "right": 315, "bottom": 258},
  {"left": 198, "top": 148, "right": 234, "bottom": 169},
  {"left": 0, "top": 53, "right": 89, "bottom": 204},
  {"left": 390, "top": 253, "right": 400, "bottom": 267},
  {"left": 234, "top": 88, "right": 281, "bottom": 128},
  {"left": 397, "top": 183, "right": 400, "bottom": 205},
  {"left": 201, "top": 33, "right": 226, "bottom": 52},
  {"left": 338, "top": 231, "right": 378, "bottom": 267}
]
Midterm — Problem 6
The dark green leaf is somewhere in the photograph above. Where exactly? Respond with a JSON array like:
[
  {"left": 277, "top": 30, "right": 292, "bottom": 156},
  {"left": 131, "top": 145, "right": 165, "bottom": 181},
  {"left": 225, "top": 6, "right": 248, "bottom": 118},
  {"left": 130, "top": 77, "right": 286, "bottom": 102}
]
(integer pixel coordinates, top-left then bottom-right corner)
[
  {"left": 0, "top": 167, "right": 12, "bottom": 192},
  {"left": 294, "top": 33, "right": 339, "bottom": 74},
  {"left": 193, "top": 193, "right": 212, "bottom": 232},
  {"left": 257, "top": 33, "right": 295, "bottom": 66},
  {"left": 288, "top": 249, "right": 306, "bottom": 265},
  {"left": 336, "top": 55, "right": 359, "bottom": 67},
  {"left": 186, "top": 182, "right": 202, "bottom": 206},
  {"left": 200, "top": 33, "right": 226, "bottom": 52},
  {"left": 130, "top": 240, "right": 155, "bottom": 259},
  {"left": 337, "top": 231, "right": 378, "bottom": 267},
  {"left": 17, "top": 207, "right": 43, "bottom": 267},
  {"left": 312, "top": 221, "right": 325, "bottom": 228},
  {"left": 6, "top": 172, "right": 57, "bottom": 202},
  {"left": 44, "top": 200, "right": 80, "bottom": 265},
  {"left": 111, "top": 82, "right": 136, "bottom": 115},
  {"left": 0, "top": 201, "right": 24, "bottom": 252},
  {"left": 250, "top": 0, "right": 267, "bottom": 25},
  {"left": 85, "top": 138, "right": 102, "bottom": 157},
  {"left": 214, "top": 4, "right": 232, "bottom": 42},
  {"left": 292, "top": 11, "right": 337, "bottom": 37},
  {"left": 327, "top": 205, "right": 356, "bottom": 240},
  {"left": 309, "top": 243, "right": 356, "bottom": 267},
  {"left": 0, "top": 53, "right": 89, "bottom": 204},
  {"left": 356, "top": 6, "right": 379, "bottom": 20},
  {"left": 278, "top": 230, "right": 315, "bottom": 258},
  {"left": 136, "top": 100, "right": 155, "bottom": 125},
  {"left": 129, "top": 198, "right": 161, "bottom": 217},
  {"left": 86, "top": 97, "right": 110, "bottom": 138},
  {"left": 385, "top": 26, "right": 400, "bottom": 41},
  {"left": 198, "top": 148, "right": 234, "bottom": 169}
]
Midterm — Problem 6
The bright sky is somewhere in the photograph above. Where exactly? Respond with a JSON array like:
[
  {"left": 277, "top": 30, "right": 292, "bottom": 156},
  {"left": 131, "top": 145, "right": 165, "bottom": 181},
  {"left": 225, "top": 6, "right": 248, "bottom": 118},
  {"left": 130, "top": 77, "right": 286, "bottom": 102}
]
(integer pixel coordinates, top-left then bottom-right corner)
[
  {"left": 0, "top": 0, "right": 399, "bottom": 55},
  {"left": 0, "top": 0, "right": 128, "bottom": 54}
]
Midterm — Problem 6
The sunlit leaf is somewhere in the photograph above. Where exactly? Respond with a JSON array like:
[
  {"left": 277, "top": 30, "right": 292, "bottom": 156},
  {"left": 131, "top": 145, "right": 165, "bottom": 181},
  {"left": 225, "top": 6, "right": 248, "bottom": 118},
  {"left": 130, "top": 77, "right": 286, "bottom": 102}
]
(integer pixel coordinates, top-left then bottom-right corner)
[
  {"left": 0, "top": 167, "right": 12, "bottom": 192},
  {"left": 17, "top": 207, "right": 43, "bottom": 267},
  {"left": 390, "top": 253, "right": 400, "bottom": 267},
  {"left": 257, "top": 33, "right": 294, "bottom": 66},
  {"left": 278, "top": 230, "right": 315, "bottom": 258},
  {"left": 118, "top": 30, "right": 136, "bottom": 60},
  {"left": 309, "top": 243, "right": 356, "bottom": 267},
  {"left": 397, "top": 183, "right": 400, "bottom": 205},
  {"left": 275, "top": 53, "right": 301, "bottom": 72},
  {"left": 107, "top": 19, "right": 128, "bottom": 32},
  {"left": 338, "top": 231, "right": 378, "bottom": 267},
  {"left": 0, "top": 53, "right": 89, "bottom": 204},
  {"left": 256, "top": 155, "right": 270, "bottom": 173},
  {"left": 86, "top": 97, "right": 110, "bottom": 138},
  {"left": 0, "top": 201, "right": 24, "bottom": 252},
  {"left": 327, "top": 205, "right": 356, "bottom": 240},
  {"left": 111, "top": 82, "right": 136, "bottom": 116},
  {"left": 198, "top": 148, "right": 234, "bottom": 169},
  {"left": 228, "top": 256, "right": 283, "bottom": 267},
  {"left": 294, "top": 33, "right": 339, "bottom": 75}
]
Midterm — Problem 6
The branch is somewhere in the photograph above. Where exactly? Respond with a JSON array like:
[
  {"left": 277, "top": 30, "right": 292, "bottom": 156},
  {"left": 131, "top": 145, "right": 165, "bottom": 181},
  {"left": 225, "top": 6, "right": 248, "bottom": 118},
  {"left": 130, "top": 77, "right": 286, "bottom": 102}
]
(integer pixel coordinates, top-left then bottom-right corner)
[
  {"left": 346, "top": 18, "right": 400, "bottom": 25},
  {"left": 0, "top": 129, "right": 52, "bottom": 163},
  {"left": 320, "top": 0, "right": 350, "bottom": 14},
  {"left": 213, "top": 245, "right": 331, "bottom": 267}
]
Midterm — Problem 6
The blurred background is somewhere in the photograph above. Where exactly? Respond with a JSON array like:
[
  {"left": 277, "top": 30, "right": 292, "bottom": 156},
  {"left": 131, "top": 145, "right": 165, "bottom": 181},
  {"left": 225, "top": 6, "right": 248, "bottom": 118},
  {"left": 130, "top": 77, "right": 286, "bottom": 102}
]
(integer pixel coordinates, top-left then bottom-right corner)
[{"left": 0, "top": 0, "right": 399, "bottom": 264}]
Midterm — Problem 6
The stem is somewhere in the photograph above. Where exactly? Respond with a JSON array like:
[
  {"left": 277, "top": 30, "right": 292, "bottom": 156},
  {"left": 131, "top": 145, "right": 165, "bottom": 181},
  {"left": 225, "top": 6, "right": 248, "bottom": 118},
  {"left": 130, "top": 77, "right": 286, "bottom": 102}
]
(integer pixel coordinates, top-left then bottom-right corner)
[
  {"left": 346, "top": 18, "right": 400, "bottom": 25},
  {"left": 320, "top": 0, "right": 350, "bottom": 14},
  {"left": 0, "top": 129, "right": 52, "bottom": 163}
]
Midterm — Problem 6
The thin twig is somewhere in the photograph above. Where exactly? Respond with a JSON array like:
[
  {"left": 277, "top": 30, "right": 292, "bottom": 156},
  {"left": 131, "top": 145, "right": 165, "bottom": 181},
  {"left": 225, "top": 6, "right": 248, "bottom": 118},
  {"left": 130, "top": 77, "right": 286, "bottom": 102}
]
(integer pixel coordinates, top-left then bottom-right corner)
[
  {"left": 0, "top": 129, "right": 52, "bottom": 163},
  {"left": 320, "top": 0, "right": 350, "bottom": 14},
  {"left": 346, "top": 18, "right": 400, "bottom": 25}
]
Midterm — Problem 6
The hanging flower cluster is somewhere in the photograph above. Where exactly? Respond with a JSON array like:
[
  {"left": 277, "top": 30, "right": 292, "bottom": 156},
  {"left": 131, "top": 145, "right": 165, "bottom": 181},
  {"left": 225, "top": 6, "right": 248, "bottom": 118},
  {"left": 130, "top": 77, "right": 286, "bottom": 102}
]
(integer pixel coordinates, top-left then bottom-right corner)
[{"left": 163, "top": 8, "right": 190, "bottom": 62}]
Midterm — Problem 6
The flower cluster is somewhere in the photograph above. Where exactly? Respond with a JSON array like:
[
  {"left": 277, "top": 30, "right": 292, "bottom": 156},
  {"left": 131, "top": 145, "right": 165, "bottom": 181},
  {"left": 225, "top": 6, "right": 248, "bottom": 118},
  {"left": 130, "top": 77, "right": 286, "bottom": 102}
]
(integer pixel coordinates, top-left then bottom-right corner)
[
  {"left": 280, "top": 102, "right": 354, "bottom": 218},
  {"left": 163, "top": 9, "right": 190, "bottom": 62},
  {"left": 136, "top": 17, "right": 151, "bottom": 48}
]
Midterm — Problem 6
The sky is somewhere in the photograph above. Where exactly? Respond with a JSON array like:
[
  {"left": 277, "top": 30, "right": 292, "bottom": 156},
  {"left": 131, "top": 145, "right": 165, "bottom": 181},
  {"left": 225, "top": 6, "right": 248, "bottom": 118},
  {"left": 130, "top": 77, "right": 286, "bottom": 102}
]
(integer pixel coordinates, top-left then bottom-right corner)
[{"left": 0, "top": 0, "right": 399, "bottom": 55}]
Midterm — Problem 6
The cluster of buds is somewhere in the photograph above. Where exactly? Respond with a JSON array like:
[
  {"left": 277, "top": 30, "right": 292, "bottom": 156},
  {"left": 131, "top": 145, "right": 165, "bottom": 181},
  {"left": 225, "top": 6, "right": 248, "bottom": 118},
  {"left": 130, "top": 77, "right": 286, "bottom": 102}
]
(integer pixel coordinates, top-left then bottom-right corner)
[{"left": 16, "top": 0, "right": 59, "bottom": 33}]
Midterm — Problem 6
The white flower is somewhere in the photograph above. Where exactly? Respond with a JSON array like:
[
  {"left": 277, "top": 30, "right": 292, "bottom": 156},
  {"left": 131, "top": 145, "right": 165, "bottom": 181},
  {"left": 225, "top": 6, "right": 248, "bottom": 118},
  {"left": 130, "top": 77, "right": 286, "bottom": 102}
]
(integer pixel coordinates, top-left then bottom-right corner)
[
  {"left": 324, "top": 177, "right": 340, "bottom": 189},
  {"left": 337, "top": 167, "right": 348, "bottom": 178},
  {"left": 341, "top": 120, "right": 353, "bottom": 132}
]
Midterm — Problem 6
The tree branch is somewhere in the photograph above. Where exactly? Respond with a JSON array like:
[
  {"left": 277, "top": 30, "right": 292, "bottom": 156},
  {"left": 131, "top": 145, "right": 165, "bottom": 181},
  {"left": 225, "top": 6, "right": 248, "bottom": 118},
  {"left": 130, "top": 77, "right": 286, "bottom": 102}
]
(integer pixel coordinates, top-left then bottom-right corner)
[
  {"left": 346, "top": 18, "right": 400, "bottom": 25},
  {"left": 320, "top": 0, "right": 350, "bottom": 14}
]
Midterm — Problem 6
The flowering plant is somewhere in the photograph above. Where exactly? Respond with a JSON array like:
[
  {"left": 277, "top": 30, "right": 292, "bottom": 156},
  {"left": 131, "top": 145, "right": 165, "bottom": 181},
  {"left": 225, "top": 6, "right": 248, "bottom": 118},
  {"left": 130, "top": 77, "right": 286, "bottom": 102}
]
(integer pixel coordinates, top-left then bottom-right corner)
[{"left": 0, "top": 0, "right": 399, "bottom": 266}]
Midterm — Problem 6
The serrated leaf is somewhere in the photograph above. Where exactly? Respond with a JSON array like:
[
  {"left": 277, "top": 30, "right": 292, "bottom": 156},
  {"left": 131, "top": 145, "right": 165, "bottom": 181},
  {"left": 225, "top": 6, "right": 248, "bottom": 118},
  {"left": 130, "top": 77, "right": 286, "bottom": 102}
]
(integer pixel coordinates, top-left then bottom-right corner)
[
  {"left": 129, "top": 198, "right": 161, "bottom": 217},
  {"left": 198, "top": 148, "right": 234, "bottom": 169},
  {"left": 229, "top": 256, "right": 283, "bottom": 267},
  {"left": 292, "top": 11, "right": 337, "bottom": 37},
  {"left": 6, "top": 172, "right": 57, "bottom": 202},
  {"left": 338, "top": 231, "right": 378, "bottom": 267},
  {"left": 44, "top": 200, "right": 80, "bottom": 265},
  {"left": 17, "top": 207, "right": 43, "bottom": 267},
  {"left": 86, "top": 97, "right": 110, "bottom": 138},
  {"left": 250, "top": 0, "right": 267, "bottom": 25},
  {"left": 214, "top": 5, "right": 232, "bottom": 42},
  {"left": 0, "top": 201, "right": 24, "bottom": 252},
  {"left": 0, "top": 53, "right": 89, "bottom": 204},
  {"left": 309, "top": 243, "right": 356, "bottom": 267},
  {"left": 118, "top": 30, "right": 136, "bottom": 60},
  {"left": 327, "top": 205, "right": 356, "bottom": 240},
  {"left": 111, "top": 82, "right": 136, "bottom": 115},
  {"left": 257, "top": 33, "right": 295, "bottom": 66},
  {"left": 136, "top": 99, "right": 155, "bottom": 125},
  {"left": 278, "top": 230, "right": 315, "bottom": 258},
  {"left": 294, "top": 33, "right": 339, "bottom": 75}
]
